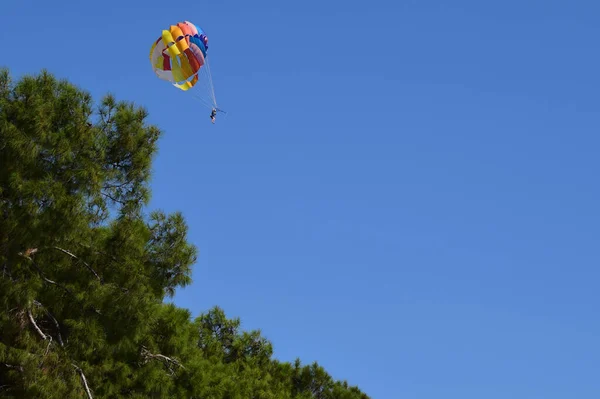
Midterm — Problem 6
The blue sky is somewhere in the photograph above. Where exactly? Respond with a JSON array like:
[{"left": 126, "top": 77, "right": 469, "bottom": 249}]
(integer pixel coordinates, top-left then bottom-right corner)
[{"left": 2, "top": 0, "right": 600, "bottom": 397}]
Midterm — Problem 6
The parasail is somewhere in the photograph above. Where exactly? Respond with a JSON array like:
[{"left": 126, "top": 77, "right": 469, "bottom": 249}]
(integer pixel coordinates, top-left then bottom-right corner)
[{"left": 149, "top": 20, "right": 218, "bottom": 112}]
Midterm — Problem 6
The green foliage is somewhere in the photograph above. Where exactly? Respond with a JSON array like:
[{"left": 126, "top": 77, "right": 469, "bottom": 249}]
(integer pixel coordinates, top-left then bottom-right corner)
[{"left": 0, "top": 68, "right": 369, "bottom": 398}]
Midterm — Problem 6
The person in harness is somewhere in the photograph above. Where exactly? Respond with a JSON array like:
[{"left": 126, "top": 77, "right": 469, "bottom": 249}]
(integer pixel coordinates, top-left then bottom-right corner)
[{"left": 210, "top": 108, "right": 217, "bottom": 123}]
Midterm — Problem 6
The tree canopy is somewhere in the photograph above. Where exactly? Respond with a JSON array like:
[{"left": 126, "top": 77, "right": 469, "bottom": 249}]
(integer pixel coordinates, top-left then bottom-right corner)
[{"left": 0, "top": 68, "right": 370, "bottom": 398}]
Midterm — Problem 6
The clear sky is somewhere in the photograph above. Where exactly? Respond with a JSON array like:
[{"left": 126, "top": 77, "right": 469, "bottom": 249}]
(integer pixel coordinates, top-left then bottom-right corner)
[{"left": 2, "top": 0, "right": 600, "bottom": 397}]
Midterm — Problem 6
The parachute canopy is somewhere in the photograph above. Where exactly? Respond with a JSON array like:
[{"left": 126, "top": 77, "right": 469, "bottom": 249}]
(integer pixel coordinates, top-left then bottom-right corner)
[{"left": 149, "top": 20, "right": 217, "bottom": 110}]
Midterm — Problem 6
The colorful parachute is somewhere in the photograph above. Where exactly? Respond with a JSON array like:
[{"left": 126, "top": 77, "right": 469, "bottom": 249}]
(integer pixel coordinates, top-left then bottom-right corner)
[{"left": 149, "top": 21, "right": 218, "bottom": 110}]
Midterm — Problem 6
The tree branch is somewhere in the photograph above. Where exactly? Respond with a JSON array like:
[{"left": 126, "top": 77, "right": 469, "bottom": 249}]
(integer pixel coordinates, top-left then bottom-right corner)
[
  {"left": 2, "top": 262, "right": 13, "bottom": 281},
  {"left": 141, "top": 346, "right": 185, "bottom": 375},
  {"left": 23, "top": 248, "right": 38, "bottom": 257},
  {"left": 100, "top": 191, "right": 125, "bottom": 206},
  {"left": 33, "top": 300, "right": 64, "bottom": 347},
  {"left": 52, "top": 246, "right": 102, "bottom": 282},
  {"left": 44, "top": 336, "right": 53, "bottom": 357},
  {"left": 19, "top": 253, "right": 102, "bottom": 316},
  {"left": 3, "top": 363, "right": 24, "bottom": 373},
  {"left": 27, "top": 309, "right": 47, "bottom": 341},
  {"left": 103, "top": 180, "right": 131, "bottom": 190},
  {"left": 27, "top": 308, "right": 55, "bottom": 357},
  {"left": 72, "top": 364, "right": 93, "bottom": 399},
  {"left": 28, "top": 258, "right": 75, "bottom": 297}
]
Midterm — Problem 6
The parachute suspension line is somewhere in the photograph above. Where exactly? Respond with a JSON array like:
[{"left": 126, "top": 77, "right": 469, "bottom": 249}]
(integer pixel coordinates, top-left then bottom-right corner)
[
  {"left": 190, "top": 92, "right": 214, "bottom": 110},
  {"left": 183, "top": 78, "right": 213, "bottom": 110},
  {"left": 205, "top": 57, "right": 217, "bottom": 108},
  {"left": 185, "top": 58, "right": 217, "bottom": 111}
]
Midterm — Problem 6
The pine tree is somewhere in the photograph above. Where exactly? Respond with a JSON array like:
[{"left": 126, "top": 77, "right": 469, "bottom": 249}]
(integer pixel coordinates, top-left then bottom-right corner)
[
  {"left": 0, "top": 67, "right": 195, "bottom": 397},
  {"left": 0, "top": 68, "right": 370, "bottom": 398}
]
